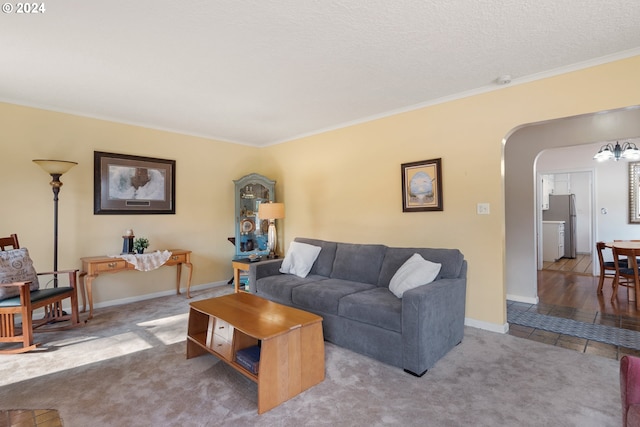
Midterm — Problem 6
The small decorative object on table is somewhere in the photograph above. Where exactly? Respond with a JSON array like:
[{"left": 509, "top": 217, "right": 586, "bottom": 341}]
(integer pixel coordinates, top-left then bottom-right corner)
[
  {"left": 122, "top": 229, "right": 135, "bottom": 254},
  {"left": 133, "top": 237, "right": 149, "bottom": 254}
]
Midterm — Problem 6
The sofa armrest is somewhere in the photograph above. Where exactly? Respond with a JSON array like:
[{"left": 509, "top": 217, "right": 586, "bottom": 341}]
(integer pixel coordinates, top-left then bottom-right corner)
[
  {"left": 247, "top": 259, "right": 284, "bottom": 294},
  {"left": 401, "top": 274, "right": 466, "bottom": 376}
]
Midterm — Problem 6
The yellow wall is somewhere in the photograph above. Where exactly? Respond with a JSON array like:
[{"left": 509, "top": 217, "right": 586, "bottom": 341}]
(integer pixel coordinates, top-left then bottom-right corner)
[
  {"left": 264, "top": 55, "right": 640, "bottom": 328},
  {"left": 0, "top": 104, "right": 261, "bottom": 304},
  {"left": 1, "top": 55, "right": 639, "bottom": 328}
]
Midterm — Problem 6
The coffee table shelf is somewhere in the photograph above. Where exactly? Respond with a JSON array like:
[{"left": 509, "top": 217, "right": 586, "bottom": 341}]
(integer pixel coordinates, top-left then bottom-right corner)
[{"left": 186, "top": 293, "right": 325, "bottom": 414}]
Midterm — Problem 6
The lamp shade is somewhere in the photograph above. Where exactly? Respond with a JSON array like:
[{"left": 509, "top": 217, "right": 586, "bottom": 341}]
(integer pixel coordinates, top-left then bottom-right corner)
[
  {"left": 33, "top": 159, "right": 78, "bottom": 175},
  {"left": 258, "top": 202, "right": 285, "bottom": 219}
]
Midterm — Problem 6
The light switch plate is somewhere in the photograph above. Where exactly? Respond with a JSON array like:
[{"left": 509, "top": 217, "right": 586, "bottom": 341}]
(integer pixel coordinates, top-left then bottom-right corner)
[{"left": 477, "top": 203, "right": 490, "bottom": 215}]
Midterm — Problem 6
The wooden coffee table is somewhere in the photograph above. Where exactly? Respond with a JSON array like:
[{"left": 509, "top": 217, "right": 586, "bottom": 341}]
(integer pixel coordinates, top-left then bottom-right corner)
[{"left": 186, "top": 292, "right": 325, "bottom": 414}]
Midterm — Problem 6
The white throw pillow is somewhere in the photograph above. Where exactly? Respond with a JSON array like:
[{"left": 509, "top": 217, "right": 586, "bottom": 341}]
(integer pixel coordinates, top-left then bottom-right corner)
[
  {"left": 279, "top": 242, "right": 322, "bottom": 278},
  {"left": 389, "top": 253, "right": 441, "bottom": 298}
]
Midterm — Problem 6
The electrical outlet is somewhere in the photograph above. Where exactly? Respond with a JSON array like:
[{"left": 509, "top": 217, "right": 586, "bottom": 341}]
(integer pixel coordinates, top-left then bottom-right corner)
[{"left": 477, "top": 203, "right": 490, "bottom": 215}]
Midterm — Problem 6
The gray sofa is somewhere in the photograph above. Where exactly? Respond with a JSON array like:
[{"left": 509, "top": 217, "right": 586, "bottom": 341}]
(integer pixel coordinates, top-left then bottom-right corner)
[{"left": 248, "top": 237, "right": 467, "bottom": 376}]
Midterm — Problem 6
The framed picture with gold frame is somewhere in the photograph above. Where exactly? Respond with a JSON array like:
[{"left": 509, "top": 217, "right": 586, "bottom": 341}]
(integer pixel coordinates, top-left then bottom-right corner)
[
  {"left": 629, "top": 161, "right": 640, "bottom": 223},
  {"left": 401, "top": 158, "right": 443, "bottom": 212}
]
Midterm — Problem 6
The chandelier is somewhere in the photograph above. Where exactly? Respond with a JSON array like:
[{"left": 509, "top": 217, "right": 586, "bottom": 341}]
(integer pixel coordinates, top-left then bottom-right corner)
[{"left": 593, "top": 141, "right": 640, "bottom": 162}]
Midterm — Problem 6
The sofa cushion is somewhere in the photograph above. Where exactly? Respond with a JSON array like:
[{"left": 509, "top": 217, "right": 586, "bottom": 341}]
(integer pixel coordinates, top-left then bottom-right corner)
[
  {"left": 292, "top": 279, "right": 375, "bottom": 314},
  {"left": 294, "top": 238, "right": 337, "bottom": 277},
  {"left": 279, "top": 241, "right": 322, "bottom": 278},
  {"left": 255, "top": 274, "right": 327, "bottom": 305},
  {"left": 338, "top": 287, "right": 402, "bottom": 332},
  {"left": 0, "top": 248, "right": 39, "bottom": 300},
  {"left": 389, "top": 253, "right": 441, "bottom": 298},
  {"left": 378, "top": 247, "right": 464, "bottom": 286},
  {"left": 330, "top": 243, "right": 386, "bottom": 285}
]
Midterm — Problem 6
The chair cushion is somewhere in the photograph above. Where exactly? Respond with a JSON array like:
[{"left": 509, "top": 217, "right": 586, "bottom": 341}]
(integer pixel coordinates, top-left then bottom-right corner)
[
  {"left": 619, "top": 268, "right": 639, "bottom": 276},
  {"left": 0, "top": 287, "right": 73, "bottom": 307},
  {"left": 0, "top": 248, "right": 39, "bottom": 300}
]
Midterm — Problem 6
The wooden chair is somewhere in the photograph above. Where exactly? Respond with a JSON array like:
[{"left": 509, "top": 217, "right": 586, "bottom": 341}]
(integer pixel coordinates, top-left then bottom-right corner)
[
  {"left": 612, "top": 246, "right": 640, "bottom": 309},
  {"left": 596, "top": 241, "right": 617, "bottom": 294},
  {"left": 0, "top": 234, "right": 19, "bottom": 251},
  {"left": 0, "top": 234, "right": 80, "bottom": 354}
]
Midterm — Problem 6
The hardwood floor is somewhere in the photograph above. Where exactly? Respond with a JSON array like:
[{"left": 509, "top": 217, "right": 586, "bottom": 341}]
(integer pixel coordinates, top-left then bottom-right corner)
[
  {"left": 506, "top": 253, "right": 640, "bottom": 360},
  {"left": 542, "top": 253, "right": 593, "bottom": 275},
  {"left": 539, "top": 253, "right": 640, "bottom": 320}
]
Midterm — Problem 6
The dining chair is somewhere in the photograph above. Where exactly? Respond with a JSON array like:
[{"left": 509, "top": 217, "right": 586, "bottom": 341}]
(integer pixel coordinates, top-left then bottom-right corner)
[
  {"left": 612, "top": 246, "right": 640, "bottom": 309},
  {"left": 596, "top": 241, "right": 617, "bottom": 294}
]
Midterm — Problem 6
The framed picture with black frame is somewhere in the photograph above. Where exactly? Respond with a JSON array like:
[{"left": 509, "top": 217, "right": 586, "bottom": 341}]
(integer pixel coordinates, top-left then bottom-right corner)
[
  {"left": 94, "top": 151, "right": 176, "bottom": 215},
  {"left": 401, "top": 158, "right": 443, "bottom": 212}
]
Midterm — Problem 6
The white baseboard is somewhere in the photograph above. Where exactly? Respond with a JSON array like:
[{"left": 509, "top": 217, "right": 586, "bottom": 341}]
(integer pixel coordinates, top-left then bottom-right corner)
[
  {"left": 506, "top": 294, "right": 539, "bottom": 305},
  {"left": 465, "top": 317, "right": 509, "bottom": 334},
  {"left": 90, "top": 281, "right": 228, "bottom": 311},
  {"left": 17, "top": 281, "right": 228, "bottom": 323},
  {"left": 35, "top": 281, "right": 516, "bottom": 336}
]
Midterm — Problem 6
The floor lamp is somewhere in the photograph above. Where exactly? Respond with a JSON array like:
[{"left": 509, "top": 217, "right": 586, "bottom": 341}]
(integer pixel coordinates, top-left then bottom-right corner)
[
  {"left": 33, "top": 159, "right": 78, "bottom": 287},
  {"left": 258, "top": 202, "right": 285, "bottom": 258}
]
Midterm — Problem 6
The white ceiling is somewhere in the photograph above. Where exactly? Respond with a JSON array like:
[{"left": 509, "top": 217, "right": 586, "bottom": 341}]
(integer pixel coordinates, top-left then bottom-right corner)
[{"left": 2, "top": 1, "right": 640, "bottom": 146}]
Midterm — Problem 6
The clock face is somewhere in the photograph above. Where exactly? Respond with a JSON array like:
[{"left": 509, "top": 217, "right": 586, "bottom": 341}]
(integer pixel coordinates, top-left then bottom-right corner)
[{"left": 241, "top": 219, "right": 255, "bottom": 233}]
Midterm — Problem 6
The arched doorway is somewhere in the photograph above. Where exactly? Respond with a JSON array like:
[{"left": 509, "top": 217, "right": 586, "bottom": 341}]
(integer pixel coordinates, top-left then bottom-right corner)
[{"left": 504, "top": 105, "right": 640, "bottom": 305}]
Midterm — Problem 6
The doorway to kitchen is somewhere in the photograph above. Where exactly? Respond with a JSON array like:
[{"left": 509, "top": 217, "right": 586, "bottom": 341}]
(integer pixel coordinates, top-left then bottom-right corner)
[
  {"left": 535, "top": 166, "right": 594, "bottom": 277},
  {"left": 504, "top": 106, "right": 640, "bottom": 359}
]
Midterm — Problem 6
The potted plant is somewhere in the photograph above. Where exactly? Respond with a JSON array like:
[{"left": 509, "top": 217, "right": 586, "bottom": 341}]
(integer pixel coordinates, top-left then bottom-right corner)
[{"left": 133, "top": 237, "right": 149, "bottom": 254}]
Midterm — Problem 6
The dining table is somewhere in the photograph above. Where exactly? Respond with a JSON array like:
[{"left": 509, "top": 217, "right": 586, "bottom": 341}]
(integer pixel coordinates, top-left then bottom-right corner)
[{"left": 606, "top": 241, "right": 640, "bottom": 250}]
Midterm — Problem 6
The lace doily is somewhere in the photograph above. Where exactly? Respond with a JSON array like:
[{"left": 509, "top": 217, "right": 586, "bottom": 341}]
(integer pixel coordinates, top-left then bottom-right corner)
[{"left": 111, "top": 250, "right": 173, "bottom": 272}]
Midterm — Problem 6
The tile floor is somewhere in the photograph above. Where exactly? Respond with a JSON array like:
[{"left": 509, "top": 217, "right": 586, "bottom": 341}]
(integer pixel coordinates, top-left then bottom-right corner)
[{"left": 507, "top": 300, "right": 640, "bottom": 360}]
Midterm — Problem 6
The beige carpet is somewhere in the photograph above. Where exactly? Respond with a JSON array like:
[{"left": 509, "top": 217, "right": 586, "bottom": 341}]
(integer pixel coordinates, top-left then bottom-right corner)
[{"left": 0, "top": 285, "right": 622, "bottom": 426}]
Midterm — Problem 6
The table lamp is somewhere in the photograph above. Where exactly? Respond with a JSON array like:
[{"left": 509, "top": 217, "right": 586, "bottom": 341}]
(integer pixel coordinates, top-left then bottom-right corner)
[{"left": 258, "top": 202, "right": 285, "bottom": 258}]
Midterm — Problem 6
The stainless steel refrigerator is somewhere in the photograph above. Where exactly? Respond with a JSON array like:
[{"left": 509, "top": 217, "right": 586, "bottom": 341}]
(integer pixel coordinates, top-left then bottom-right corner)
[{"left": 543, "top": 194, "right": 576, "bottom": 258}]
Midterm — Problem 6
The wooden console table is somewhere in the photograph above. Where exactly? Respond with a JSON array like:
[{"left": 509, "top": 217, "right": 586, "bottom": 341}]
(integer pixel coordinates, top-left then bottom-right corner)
[
  {"left": 79, "top": 249, "right": 193, "bottom": 319},
  {"left": 187, "top": 292, "right": 324, "bottom": 414}
]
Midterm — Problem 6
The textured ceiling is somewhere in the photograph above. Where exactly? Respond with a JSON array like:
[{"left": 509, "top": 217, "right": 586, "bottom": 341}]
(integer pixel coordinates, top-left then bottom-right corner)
[{"left": 1, "top": 0, "right": 639, "bottom": 146}]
